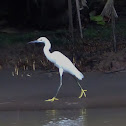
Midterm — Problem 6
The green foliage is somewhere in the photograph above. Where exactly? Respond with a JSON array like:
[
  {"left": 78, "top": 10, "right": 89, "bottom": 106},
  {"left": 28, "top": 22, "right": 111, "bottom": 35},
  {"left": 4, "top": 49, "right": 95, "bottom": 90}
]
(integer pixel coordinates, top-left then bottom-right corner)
[
  {"left": 0, "top": 19, "right": 126, "bottom": 47},
  {"left": 83, "top": 25, "right": 111, "bottom": 41},
  {"left": 0, "top": 30, "right": 69, "bottom": 47},
  {"left": 90, "top": 12, "right": 105, "bottom": 25}
]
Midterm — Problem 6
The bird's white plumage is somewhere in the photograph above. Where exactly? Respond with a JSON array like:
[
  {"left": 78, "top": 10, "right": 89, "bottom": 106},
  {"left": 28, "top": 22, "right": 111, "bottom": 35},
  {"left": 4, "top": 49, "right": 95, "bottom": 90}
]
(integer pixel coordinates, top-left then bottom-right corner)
[
  {"left": 32, "top": 37, "right": 84, "bottom": 80},
  {"left": 29, "top": 37, "right": 87, "bottom": 101},
  {"left": 50, "top": 51, "right": 84, "bottom": 80}
]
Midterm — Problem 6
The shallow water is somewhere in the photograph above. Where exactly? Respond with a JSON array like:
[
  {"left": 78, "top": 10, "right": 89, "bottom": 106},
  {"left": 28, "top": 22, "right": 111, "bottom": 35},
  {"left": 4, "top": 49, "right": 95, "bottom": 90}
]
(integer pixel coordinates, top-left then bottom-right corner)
[{"left": 0, "top": 108, "right": 126, "bottom": 126}]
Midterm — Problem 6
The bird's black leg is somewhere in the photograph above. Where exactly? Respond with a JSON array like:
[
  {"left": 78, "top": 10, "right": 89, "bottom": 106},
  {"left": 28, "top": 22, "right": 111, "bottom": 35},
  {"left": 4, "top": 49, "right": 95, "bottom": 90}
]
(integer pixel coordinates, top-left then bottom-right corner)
[
  {"left": 45, "top": 68, "right": 63, "bottom": 102},
  {"left": 72, "top": 76, "right": 87, "bottom": 98},
  {"left": 55, "top": 72, "right": 62, "bottom": 97},
  {"left": 73, "top": 76, "right": 82, "bottom": 88}
]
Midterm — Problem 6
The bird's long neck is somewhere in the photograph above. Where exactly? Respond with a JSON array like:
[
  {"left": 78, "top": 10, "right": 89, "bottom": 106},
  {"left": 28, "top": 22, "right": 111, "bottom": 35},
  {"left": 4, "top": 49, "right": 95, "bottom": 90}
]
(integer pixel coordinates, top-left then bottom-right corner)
[{"left": 43, "top": 40, "right": 52, "bottom": 61}]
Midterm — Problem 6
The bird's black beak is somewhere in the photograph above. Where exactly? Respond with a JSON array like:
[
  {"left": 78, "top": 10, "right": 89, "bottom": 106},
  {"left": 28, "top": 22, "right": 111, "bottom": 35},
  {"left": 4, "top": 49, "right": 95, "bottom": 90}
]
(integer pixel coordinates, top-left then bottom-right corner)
[{"left": 28, "top": 40, "right": 39, "bottom": 44}]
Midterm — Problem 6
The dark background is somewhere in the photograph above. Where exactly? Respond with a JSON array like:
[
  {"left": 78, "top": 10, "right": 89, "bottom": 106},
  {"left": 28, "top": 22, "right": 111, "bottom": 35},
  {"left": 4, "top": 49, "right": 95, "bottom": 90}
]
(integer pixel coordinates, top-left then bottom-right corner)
[
  {"left": 0, "top": 0, "right": 126, "bottom": 72},
  {"left": 0, "top": 0, "right": 125, "bottom": 30}
]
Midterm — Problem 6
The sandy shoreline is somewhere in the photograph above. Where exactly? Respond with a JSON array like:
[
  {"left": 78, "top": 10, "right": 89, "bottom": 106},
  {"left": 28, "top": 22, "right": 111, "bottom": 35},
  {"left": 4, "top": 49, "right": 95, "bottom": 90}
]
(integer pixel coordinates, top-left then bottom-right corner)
[{"left": 0, "top": 69, "right": 126, "bottom": 110}]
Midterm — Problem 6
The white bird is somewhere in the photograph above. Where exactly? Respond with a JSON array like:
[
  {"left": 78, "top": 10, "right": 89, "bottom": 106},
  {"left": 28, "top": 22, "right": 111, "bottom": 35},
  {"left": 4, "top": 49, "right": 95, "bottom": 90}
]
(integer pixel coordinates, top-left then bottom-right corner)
[{"left": 29, "top": 37, "right": 87, "bottom": 102}]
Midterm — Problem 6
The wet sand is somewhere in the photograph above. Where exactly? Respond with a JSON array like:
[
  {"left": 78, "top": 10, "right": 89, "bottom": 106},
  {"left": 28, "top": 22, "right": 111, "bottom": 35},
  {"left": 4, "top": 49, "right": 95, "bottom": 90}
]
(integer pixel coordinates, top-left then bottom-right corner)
[{"left": 0, "top": 69, "right": 126, "bottom": 110}]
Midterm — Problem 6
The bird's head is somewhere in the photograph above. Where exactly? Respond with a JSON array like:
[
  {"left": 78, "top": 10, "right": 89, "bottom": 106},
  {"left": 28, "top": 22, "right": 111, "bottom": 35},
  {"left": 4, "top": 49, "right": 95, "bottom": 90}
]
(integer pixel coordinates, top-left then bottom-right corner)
[{"left": 28, "top": 37, "right": 48, "bottom": 44}]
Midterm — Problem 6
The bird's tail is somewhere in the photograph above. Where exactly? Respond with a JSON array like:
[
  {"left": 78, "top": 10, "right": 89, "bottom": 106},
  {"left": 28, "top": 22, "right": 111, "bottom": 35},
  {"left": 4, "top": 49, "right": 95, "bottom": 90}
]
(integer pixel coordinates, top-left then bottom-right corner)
[{"left": 74, "top": 70, "right": 84, "bottom": 80}]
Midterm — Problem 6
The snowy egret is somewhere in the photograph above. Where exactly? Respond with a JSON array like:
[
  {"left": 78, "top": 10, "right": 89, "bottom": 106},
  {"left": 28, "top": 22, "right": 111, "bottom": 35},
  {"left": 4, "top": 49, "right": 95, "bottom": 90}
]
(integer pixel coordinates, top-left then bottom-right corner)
[{"left": 29, "top": 37, "right": 87, "bottom": 102}]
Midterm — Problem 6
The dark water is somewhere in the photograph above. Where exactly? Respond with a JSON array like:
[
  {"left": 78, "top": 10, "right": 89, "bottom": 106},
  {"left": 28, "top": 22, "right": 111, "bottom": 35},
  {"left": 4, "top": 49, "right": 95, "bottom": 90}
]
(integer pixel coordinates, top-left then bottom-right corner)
[{"left": 0, "top": 108, "right": 126, "bottom": 126}]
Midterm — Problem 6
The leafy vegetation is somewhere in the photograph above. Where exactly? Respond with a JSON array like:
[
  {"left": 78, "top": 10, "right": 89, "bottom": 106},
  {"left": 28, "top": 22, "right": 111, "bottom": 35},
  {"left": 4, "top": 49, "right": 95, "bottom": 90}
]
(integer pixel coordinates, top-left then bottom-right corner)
[
  {"left": 0, "top": 17, "right": 125, "bottom": 47},
  {"left": 90, "top": 14, "right": 105, "bottom": 25}
]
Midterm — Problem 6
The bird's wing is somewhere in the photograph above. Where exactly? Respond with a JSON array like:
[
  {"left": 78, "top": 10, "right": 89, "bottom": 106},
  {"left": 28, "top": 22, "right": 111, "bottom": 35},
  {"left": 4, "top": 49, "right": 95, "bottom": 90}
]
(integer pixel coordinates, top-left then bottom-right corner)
[
  {"left": 51, "top": 51, "right": 77, "bottom": 72},
  {"left": 51, "top": 51, "right": 84, "bottom": 80}
]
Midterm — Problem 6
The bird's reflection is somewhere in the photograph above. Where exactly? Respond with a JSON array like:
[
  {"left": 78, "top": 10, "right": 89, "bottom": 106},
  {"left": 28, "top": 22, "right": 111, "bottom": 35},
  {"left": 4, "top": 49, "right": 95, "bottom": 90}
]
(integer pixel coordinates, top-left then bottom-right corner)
[
  {"left": 43, "top": 109, "right": 87, "bottom": 126},
  {"left": 1, "top": 108, "right": 126, "bottom": 126}
]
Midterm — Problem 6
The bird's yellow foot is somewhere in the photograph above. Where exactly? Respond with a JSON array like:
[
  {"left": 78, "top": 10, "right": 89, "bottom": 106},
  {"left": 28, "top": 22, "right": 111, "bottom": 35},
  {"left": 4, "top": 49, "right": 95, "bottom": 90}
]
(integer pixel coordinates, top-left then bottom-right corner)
[
  {"left": 45, "top": 97, "right": 59, "bottom": 102},
  {"left": 79, "top": 89, "right": 87, "bottom": 98}
]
